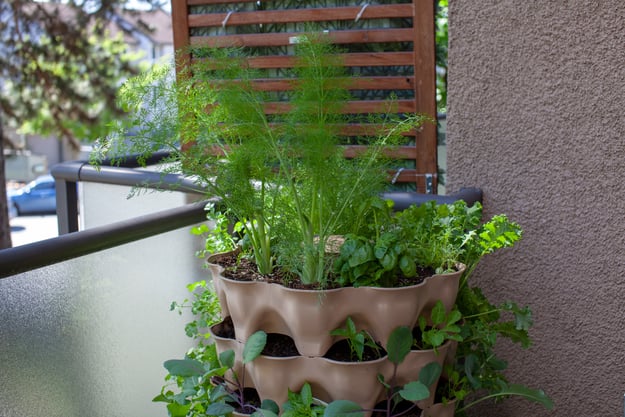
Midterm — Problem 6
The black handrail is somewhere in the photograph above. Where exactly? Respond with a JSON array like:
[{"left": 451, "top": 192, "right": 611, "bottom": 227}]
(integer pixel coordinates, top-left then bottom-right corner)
[
  {"left": 382, "top": 188, "right": 482, "bottom": 211},
  {"left": 51, "top": 158, "right": 204, "bottom": 234},
  {"left": 0, "top": 200, "right": 208, "bottom": 279},
  {"left": 0, "top": 153, "right": 481, "bottom": 279}
]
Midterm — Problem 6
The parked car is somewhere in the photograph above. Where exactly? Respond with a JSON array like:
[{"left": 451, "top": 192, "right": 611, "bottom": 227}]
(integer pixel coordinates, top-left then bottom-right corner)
[
  {"left": 8, "top": 175, "right": 57, "bottom": 215},
  {"left": 7, "top": 194, "right": 17, "bottom": 219}
]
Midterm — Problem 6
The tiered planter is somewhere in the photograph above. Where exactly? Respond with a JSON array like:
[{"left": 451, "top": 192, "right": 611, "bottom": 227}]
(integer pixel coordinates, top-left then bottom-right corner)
[
  {"left": 208, "top": 252, "right": 464, "bottom": 414},
  {"left": 212, "top": 319, "right": 454, "bottom": 410},
  {"left": 420, "top": 401, "right": 456, "bottom": 417}
]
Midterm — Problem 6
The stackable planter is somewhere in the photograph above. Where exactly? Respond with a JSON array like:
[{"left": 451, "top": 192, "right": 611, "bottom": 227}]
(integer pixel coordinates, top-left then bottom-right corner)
[
  {"left": 212, "top": 318, "right": 454, "bottom": 411},
  {"left": 420, "top": 401, "right": 456, "bottom": 417},
  {"left": 208, "top": 252, "right": 464, "bottom": 413},
  {"left": 209, "top": 253, "right": 463, "bottom": 357}
]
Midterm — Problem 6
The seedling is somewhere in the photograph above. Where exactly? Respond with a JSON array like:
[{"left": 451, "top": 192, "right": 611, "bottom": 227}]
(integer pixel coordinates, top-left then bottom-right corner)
[
  {"left": 330, "top": 317, "right": 382, "bottom": 361},
  {"left": 414, "top": 300, "right": 462, "bottom": 352},
  {"left": 323, "top": 326, "right": 442, "bottom": 417}
]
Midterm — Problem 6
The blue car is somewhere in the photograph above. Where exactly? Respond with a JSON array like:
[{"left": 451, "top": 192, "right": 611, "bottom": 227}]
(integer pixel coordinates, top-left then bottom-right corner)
[{"left": 9, "top": 175, "right": 57, "bottom": 215}]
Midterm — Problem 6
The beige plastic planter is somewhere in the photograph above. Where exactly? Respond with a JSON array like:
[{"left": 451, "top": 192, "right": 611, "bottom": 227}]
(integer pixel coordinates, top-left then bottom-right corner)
[
  {"left": 420, "top": 400, "right": 456, "bottom": 417},
  {"left": 250, "top": 341, "right": 453, "bottom": 410},
  {"left": 209, "top": 253, "right": 464, "bottom": 357},
  {"left": 211, "top": 318, "right": 453, "bottom": 412}
]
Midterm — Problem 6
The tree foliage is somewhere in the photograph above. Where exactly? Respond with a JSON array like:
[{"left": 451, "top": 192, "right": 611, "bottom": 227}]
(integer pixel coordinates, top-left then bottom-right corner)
[
  {"left": 0, "top": 0, "right": 164, "bottom": 150},
  {"left": 0, "top": 0, "right": 164, "bottom": 249}
]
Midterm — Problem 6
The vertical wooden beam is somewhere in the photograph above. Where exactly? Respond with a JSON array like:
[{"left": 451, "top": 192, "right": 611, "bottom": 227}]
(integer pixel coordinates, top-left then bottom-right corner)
[
  {"left": 171, "top": 0, "right": 190, "bottom": 77},
  {"left": 412, "top": 0, "right": 438, "bottom": 193}
]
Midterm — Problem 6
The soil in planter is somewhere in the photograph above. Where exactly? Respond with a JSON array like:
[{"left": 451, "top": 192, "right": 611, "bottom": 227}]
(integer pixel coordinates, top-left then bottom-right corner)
[
  {"left": 232, "top": 387, "right": 262, "bottom": 414},
  {"left": 213, "top": 318, "right": 300, "bottom": 357},
  {"left": 262, "top": 333, "right": 301, "bottom": 357},
  {"left": 214, "top": 250, "right": 437, "bottom": 289},
  {"left": 411, "top": 326, "right": 444, "bottom": 350},
  {"left": 371, "top": 399, "right": 423, "bottom": 417},
  {"left": 323, "top": 339, "right": 387, "bottom": 362},
  {"left": 412, "top": 326, "right": 425, "bottom": 349},
  {"left": 213, "top": 316, "right": 236, "bottom": 339}
]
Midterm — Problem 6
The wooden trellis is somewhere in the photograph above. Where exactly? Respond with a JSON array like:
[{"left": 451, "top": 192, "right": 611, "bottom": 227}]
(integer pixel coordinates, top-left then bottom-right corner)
[{"left": 170, "top": 0, "right": 437, "bottom": 192}]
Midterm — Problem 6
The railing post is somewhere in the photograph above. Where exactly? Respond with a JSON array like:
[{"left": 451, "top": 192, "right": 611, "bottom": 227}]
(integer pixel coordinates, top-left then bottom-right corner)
[{"left": 55, "top": 178, "right": 79, "bottom": 234}]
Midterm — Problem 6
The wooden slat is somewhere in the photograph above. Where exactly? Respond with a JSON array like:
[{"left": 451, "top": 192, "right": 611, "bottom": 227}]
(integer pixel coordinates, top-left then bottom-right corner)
[
  {"left": 204, "top": 144, "right": 416, "bottom": 161},
  {"left": 343, "top": 145, "right": 416, "bottom": 159},
  {"left": 188, "top": 5, "right": 413, "bottom": 27},
  {"left": 389, "top": 169, "right": 422, "bottom": 184},
  {"left": 190, "top": 28, "right": 414, "bottom": 47},
  {"left": 192, "top": 52, "right": 414, "bottom": 70},
  {"left": 218, "top": 76, "right": 414, "bottom": 92},
  {"left": 263, "top": 100, "right": 415, "bottom": 115}
]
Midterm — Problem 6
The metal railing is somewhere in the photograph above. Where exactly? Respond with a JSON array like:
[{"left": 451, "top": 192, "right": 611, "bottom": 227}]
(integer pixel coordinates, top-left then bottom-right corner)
[
  {"left": 0, "top": 200, "right": 208, "bottom": 278},
  {"left": 0, "top": 152, "right": 482, "bottom": 279}
]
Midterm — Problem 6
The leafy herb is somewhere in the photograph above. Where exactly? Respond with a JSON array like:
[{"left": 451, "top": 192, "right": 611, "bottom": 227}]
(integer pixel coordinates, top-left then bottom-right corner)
[
  {"left": 324, "top": 326, "right": 442, "bottom": 417},
  {"left": 334, "top": 200, "right": 483, "bottom": 287},
  {"left": 282, "top": 383, "right": 325, "bottom": 417},
  {"left": 330, "top": 317, "right": 382, "bottom": 361},
  {"left": 414, "top": 301, "right": 462, "bottom": 352},
  {"left": 169, "top": 280, "right": 221, "bottom": 341},
  {"left": 155, "top": 331, "right": 279, "bottom": 417}
]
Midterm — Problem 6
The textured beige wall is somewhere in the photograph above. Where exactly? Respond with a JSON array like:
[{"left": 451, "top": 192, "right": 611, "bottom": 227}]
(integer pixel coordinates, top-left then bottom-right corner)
[{"left": 447, "top": 2, "right": 625, "bottom": 416}]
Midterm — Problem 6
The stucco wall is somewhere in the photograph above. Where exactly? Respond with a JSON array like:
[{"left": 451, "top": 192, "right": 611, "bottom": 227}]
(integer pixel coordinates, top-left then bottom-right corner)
[{"left": 447, "top": 2, "right": 625, "bottom": 416}]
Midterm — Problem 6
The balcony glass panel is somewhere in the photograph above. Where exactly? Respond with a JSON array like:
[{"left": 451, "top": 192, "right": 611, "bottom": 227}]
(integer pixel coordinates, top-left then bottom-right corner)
[{"left": 0, "top": 225, "right": 208, "bottom": 417}]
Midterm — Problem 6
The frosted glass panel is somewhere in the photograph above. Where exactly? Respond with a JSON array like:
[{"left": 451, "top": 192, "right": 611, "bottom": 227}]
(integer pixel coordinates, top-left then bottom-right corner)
[{"left": 0, "top": 226, "right": 208, "bottom": 417}]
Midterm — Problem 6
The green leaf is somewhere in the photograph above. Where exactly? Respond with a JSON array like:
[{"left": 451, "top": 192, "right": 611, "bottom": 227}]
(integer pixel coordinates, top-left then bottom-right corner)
[
  {"left": 425, "top": 331, "right": 444, "bottom": 348},
  {"left": 387, "top": 326, "right": 412, "bottom": 365},
  {"left": 418, "top": 362, "right": 442, "bottom": 387},
  {"left": 253, "top": 409, "right": 279, "bottom": 417},
  {"left": 323, "top": 400, "right": 364, "bottom": 417},
  {"left": 459, "top": 384, "right": 553, "bottom": 412},
  {"left": 260, "top": 399, "right": 281, "bottom": 414},
  {"left": 399, "top": 381, "right": 430, "bottom": 402},
  {"left": 505, "top": 384, "right": 553, "bottom": 409},
  {"left": 206, "top": 402, "right": 235, "bottom": 416},
  {"left": 349, "top": 243, "right": 373, "bottom": 267},
  {"left": 374, "top": 242, "right": 389, "bottom": 259},
  {"left": 380, "top": 251, "right": 397, "bottom": 271},
  {"left": 243, "top": 330, "right": 267, "bottom": 363},
  {"left": 399, "top": 255, "right": 416, "bottom": 277},
  {"left": 353, "top": 333, "right": 365, "bottom": 360},
  {"left": 430, "top": 301, "right": 446, "bottom": 325},
  {"left": 219, "top": 349, "right": 235, "bottom": 369},
  {"left": 152, "top": 393, "right": 168, "bottom": 403},
  {"left": 166, "top": 402, "right": 192, "bottom": 417},
  {"left": 346, "top": 317, "right": 357, "bottom": 335},
  {"left": 300, "top": 383, "right": 313, "bottom": 407},
  {"left": 447, "top": 309, "right": 462, "bottom": 325},
  {"left": 163, "top": 359, "right": 205, "bottom": 377},
  {"left": 377, "top": 373, "right": 390, "bottom": 389},
  {"left": 464, "top": 354, "right": 481, "bottom": 389}
]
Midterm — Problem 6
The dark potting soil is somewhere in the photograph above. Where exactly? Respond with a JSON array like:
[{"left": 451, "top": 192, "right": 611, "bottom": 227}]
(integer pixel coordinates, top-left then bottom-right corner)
[
  {"left": 234, "top": 388, "right": 262, "bottom": 414},
  {"left": 323, "top": 339, "right": 386, "bottom": 362},
  {"left": 213, "top": 316, "right": 236, "bottom": 339},
  {"left": 213, "top": 317, "right": 390, "bottom": 361},
  {"left": 214, "top": 251, "right": 436, "bottom": 289},
  {"left": 262, "top": 333, "right": 300, "bottom": 357},
  {"left": 212, "top": 317, "right": 300, "bottom": 357},
  {"left": 371, "top": 399, "right": 423, "bottom": 417}
]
